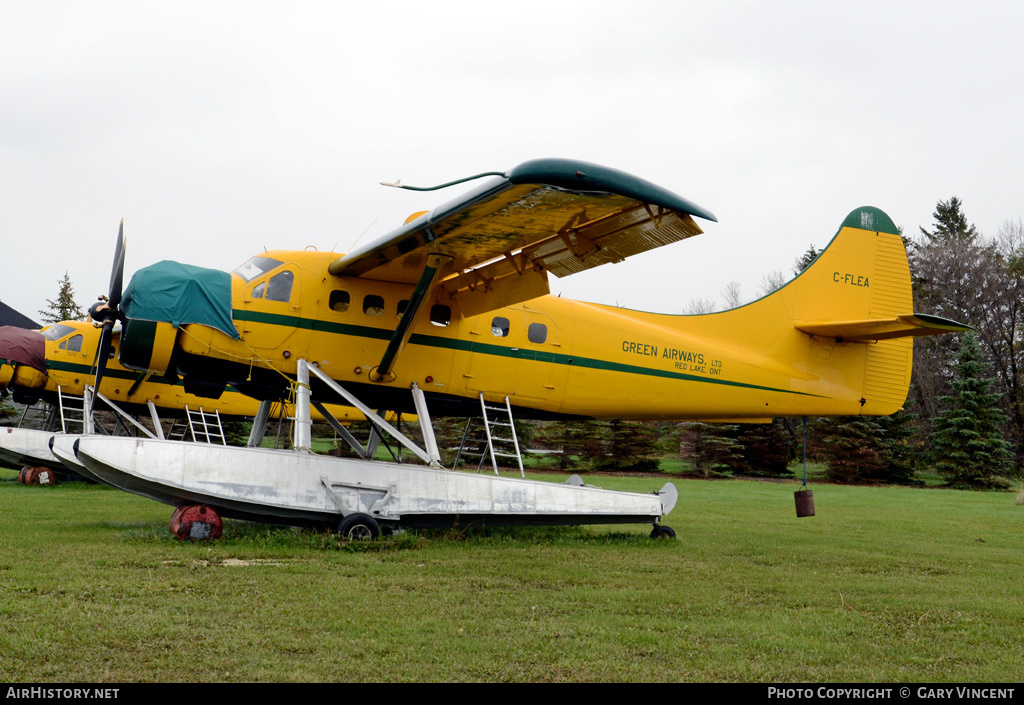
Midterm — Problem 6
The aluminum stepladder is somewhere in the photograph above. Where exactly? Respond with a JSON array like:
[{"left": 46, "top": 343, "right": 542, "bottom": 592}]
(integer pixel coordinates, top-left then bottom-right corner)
[
  {"left": 166, "top": 406, "right": 227, "bottom": 445},
  {"left": 453, "top": 393, "right": 525, "bottom": 478}
]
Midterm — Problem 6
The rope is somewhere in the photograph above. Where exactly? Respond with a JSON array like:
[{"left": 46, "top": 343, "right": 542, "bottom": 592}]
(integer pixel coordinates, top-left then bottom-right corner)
[{"left": 802, "top": 416, "right": 808, "bottom": 487}]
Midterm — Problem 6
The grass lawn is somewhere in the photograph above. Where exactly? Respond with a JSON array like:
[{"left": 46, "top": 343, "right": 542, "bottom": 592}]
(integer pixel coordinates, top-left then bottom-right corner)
[{"left": 0, "top": 466, "right": 1021, "bottom": 682}]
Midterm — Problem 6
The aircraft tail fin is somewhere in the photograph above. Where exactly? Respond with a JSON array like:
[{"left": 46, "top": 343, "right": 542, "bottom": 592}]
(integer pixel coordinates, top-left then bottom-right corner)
[
  {"left": 786, "top": 207, "right": 914, "bottom": 327},
  {"left": 669, "top": 206, "right": 968, "bottom": 417},
  {"left": 776, "top": 206, "right": 968, "bottom": 414}
]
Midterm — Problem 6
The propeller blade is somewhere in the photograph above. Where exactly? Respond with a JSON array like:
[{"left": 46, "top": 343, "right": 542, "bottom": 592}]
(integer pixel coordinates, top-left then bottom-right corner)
[
  {"left": 107, "top": 219, "right": 126, "bottom": 309},
  {"left": 93, "top": 322, "right": 114, "bottom": 397}
]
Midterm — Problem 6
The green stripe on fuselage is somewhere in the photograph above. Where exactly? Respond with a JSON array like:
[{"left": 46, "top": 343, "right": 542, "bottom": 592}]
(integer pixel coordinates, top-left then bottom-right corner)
[
  {"left": 45, "top": 360, "right": 141, "bottom": 381},
  {"left": 44, "top": 359, "right": 242, "bottom": 394},
  {"left": 233, "top": 309, "right": 820, "bottom": 398},
  {"left": 232, "top": 309, "right": 393, "bottom": 340}
]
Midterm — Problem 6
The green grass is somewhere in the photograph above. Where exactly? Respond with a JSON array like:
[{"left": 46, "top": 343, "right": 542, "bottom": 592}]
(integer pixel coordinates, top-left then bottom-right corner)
[{"left": 0, "top": 467, "right": 1021, "bottom": 682}]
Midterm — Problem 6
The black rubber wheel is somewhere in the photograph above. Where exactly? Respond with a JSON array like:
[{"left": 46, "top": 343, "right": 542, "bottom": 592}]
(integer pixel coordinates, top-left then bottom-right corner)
[
  {"left": 337, "top": 513, "right": 381, "bottom": 540},
  {"left": 650, "top": 525, "right": 677, "bottom": 539}
]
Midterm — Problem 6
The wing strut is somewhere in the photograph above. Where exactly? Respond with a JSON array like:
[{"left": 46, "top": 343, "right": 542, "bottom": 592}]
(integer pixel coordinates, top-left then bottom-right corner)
[
  {"left": 307, "top": 361, "right": 439, "bottom": 465},
  {"left": 371, "top": 253, "right": 452, "bottom": 382}
]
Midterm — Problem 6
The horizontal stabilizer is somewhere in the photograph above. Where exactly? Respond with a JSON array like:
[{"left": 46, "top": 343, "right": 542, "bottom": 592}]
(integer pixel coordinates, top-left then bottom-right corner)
[{"left": 795, "top": 313, "right": 970, "bottom": 342}]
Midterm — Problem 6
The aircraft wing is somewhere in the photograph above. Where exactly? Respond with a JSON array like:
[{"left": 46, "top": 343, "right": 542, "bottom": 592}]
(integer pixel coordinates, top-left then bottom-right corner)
[{"left": 328, "top": 158, "right": 716, "bottom": 317}]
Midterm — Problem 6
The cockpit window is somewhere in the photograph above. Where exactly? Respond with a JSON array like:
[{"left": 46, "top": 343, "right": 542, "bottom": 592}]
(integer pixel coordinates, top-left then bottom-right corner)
[
  {"left": 233, "top": 256, "right": 284, "bottom": 283},
  {"left": 43, "top": 324, "right": 76, "bottom": 341},
  {"left": 266, "top": 271, "right": 294, "bottom": 303},
  {"left": 59, "top": 334, "right": 84, "bottom": 352},
  {"left": 250, "top": 270, "right": 294, "bottom": 303}
]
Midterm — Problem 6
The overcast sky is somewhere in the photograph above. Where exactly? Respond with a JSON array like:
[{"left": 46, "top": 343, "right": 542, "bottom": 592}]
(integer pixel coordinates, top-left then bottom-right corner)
[{"left": 2, "top": 1, "right": 1022, "bottom": 323}]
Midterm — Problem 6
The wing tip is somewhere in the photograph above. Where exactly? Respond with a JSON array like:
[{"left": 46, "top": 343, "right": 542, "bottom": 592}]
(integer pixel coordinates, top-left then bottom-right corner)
[{"left": 507, "top": 158, "right": 716, "bottom": 223}]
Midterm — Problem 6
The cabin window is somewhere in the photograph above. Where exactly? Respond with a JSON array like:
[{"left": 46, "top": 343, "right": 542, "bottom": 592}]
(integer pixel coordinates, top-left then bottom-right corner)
[
  {"left": 528, "top": 322, "right": 547, "bottom": 344},
  {"left": 329, "top": 290, "right": 350, "bottom": 312},
  {"left": 430, "top": 304, "right": 451, "bottom": 327},
  {"left": 363, "top": 295, "right": 385, "bottom": 317},
  {"left": 491, "top": 317, "right": 510, "bottom": 337},
  {"left": 397, "top": 300, "right": 409, "bottom": 319},
  {"left": 266, "top": 271, "right": 294, "bottom": 302},
  {"left": 251, "top": 281, "right": 266, "bottom": 299},
  {"left": 60, "top": 334, "right": 84, "bottom": 352},
  {"left": 233, "top": 256, "right": 283, "bottom": 283}
]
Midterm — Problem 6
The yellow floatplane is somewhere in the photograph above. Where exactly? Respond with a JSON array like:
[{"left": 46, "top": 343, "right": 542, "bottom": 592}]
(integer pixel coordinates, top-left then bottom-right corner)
[{"left": 34, "top": 159, "right": 968, "bottom": 538}]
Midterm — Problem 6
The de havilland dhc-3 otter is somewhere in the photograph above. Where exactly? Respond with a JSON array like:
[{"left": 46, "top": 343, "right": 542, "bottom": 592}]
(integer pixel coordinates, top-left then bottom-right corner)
[{"left": 0, "top": 158, "right": 968, "bottom": 539}]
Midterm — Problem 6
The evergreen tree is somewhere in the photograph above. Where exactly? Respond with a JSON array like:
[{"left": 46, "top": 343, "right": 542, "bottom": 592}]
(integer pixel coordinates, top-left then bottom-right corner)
[
  {"left": 908, "top": 196, "right": 989, "bottom": 448},
  {"left": 512, "top": 418, "right": 535, "bottom": 452},
  {"left": 533, "top": 419, "right": 606, "bottom": 471},
  {"left": 222, "top": 419, "right": 253, "bottom": 447},
  {"left": 734, "top": 420, "right": 793, "bottom": 477},
  {"left": 918, "top": 196, "right": 978, "bottom": 245},
  {"left": 810, "top": 416, "right": 887, "bottom": 483},
  {"left": 676, "top": 422, "right": 744, "bottom": 477},
  {"left": 809, "top": 409, "right": 921, "bottom": 485},
  {"left": 596, "top": 420, "right": 660, "bottom": 472},
  {"left": 930, "top": 333, "right": 1012, "bottom": 487},
  {"left": 793, "top": 245, "right": 821, "bottom": 275},
  {"left": 874, "top": 405, "right": 921, "bottom": 485},
  {"left": 39, "top": 272, "right": 85, "bottom": 324}
]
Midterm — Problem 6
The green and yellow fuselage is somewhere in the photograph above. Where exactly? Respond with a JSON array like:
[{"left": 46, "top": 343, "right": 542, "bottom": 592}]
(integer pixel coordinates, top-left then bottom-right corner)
[{"left": 158, "top": 211, "right": 949, "bottom": 421}]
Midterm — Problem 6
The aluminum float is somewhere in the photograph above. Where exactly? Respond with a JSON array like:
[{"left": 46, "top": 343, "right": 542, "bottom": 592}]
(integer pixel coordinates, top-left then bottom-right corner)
[{"left": 71, "top": 359, "right": 678, "bottom": 538}]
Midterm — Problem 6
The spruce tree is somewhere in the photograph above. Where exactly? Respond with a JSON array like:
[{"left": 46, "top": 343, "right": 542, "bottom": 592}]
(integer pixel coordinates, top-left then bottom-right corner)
[
  {"left": 597, "top": 420, "right": 660, "bottom": 472},
  {"left": 39, "top": 272, "right": 85, "bottom": 324},
  {"left": 676, "top": 422, "right": 745, "bottom": 477},
  {"left": 874, "top": 405, "right": 920, "bottom": 485},
  {"left": 918, "top": 197, "right": 978, "bottom": 245},
  {"left": 810, "top": 416, "right": 887, "bottom": 483},
  {"left": 930, "top": 333, "right": 1012, "bottom": 488},
  {"left": 809, "top": 409, "right": 921, "bottom": 485},
  {"left": 793, "top": 245, "right": 821, "bottom": 275},
  {"left": 908, "top": 196, "right": 987, "bottom": 448},
  {"left": 735, "top": 420, "right": 793, "bottom": 477}
]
